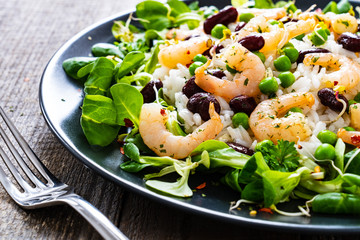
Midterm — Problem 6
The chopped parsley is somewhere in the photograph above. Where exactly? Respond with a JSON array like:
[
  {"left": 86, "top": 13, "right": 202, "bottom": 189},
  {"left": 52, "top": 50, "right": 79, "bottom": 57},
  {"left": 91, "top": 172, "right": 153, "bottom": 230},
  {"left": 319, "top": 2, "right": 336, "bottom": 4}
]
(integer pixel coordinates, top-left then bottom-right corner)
[{"left": 255, "top": 140, "right": 300, "bottom": 172}]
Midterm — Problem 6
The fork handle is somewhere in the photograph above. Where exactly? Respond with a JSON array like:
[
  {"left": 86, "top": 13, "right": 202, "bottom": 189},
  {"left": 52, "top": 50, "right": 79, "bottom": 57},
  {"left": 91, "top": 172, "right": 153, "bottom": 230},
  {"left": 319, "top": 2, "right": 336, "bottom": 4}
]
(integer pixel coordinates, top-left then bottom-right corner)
[{"left": 59, "top": 193, "right": 128, "bottom": 240}]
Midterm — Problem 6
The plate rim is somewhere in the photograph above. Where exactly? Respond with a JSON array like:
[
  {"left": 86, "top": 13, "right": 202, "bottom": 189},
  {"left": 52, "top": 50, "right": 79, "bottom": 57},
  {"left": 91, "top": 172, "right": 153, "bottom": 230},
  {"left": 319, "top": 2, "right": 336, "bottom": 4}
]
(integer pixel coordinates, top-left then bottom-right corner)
[{"left": 39, "top": 1, "right": 360, "bottom": 233}]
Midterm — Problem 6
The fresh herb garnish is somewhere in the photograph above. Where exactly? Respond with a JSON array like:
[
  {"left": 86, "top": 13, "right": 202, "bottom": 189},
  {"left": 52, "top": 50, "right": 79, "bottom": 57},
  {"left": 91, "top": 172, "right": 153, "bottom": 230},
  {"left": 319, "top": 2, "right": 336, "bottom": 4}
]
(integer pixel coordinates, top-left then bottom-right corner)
[{"left": 255, "top": 140, "right": 300, "bottom": 172}]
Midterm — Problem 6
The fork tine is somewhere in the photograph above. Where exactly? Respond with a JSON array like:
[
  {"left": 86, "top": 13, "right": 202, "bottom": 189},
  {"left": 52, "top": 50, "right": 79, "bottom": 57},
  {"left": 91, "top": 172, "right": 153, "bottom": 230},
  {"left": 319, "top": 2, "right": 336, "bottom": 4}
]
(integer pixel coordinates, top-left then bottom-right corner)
[
  {"left": 0, "top": 142, "right": 35, "bottom": 191},
  {"left": 0, "top": 162, "right": 23, "bottom": 201},
  {"left": 0, "top": 124, "right": 45, "bottom": 188},
  {"left": 0, "top": 107, "right": 57, "bottom": 185}
]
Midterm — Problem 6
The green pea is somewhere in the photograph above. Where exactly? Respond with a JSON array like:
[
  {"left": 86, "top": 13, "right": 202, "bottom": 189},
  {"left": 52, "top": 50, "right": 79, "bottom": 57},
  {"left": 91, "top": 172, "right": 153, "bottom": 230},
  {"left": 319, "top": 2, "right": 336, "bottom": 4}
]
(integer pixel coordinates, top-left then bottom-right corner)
[
  {"left": 309, "top": 28, "right": 328, "bottom": 46},
  {"left": 232, "top": 112, "right": 249, "bottom": 129},
  {"left": 269, "top": 20, "right": 279, "bottom": 25},
  {"left": 344, "top": 127, "right": 356, "bottom": 131},
  {"left": 314, "top": 143, "right": 336, "bottom": 160},
  {"left": 211, "top": 24, "right": 228, "bottom": 39},
  {"left": 239, "top": 13, "right": 255, "bottom": 23},
  {"left": 255, "top": 139, "right": 274, "bottom": 151},
  {"left": 317, "top": 130, "right": 338, "bottom": 145},
  {"left": 189, "top": 61, "right": 204, "bottom": 76},
  {"left": 274, "top": 55, "right": 292, "bottom": 71},
  {"left": 226, "top": 64, "right": 238, "bottom": 74},
  {"left": 282, "top": 42, "right": 294, "bottom": 48},
  {"left": 193, "top": 54, "right": 207, "bottom": 64},
  {"left": 294, "top": 33, "right": 305, "bottom": 41},
  {"left": 278, "top": 71, "right": 295, "bottom": 88},
  {"left": 282, "top": 47, "right": 299, "bottom": 63},
  {"left": 259, "top": 77, "right": 279, "bottom": 95},
  {"left": 354, "top": 92, "right": 360, "bottom": 102},
  {"left": 253, "top": 51, "right": 266, "bottom": 63},
  {"left": 289, "top": 107, "right": 302, "bottom": 113}
]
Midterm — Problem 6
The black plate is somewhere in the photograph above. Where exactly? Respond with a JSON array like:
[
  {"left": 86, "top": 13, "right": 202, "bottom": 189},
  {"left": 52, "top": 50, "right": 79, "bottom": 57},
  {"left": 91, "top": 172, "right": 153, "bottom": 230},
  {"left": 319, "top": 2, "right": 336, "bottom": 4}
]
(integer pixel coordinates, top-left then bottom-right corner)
[{"left": 39, "top": 0, "right": 360, "bottom": 233}]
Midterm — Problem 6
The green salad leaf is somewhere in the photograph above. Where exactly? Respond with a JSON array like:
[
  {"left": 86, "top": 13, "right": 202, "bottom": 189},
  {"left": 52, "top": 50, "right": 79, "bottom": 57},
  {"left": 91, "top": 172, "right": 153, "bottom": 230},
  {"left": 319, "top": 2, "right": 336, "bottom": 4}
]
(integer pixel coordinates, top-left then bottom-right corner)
[
  {"left": 84, "top": 57, "right": 115, "bottom": 95},
  {"left": 112, "top": 20, "right": 140, "bottom": 43},
  {"left": 136, "top": 0, "right": 172, "bottom": 31},
  {"left": 254, "top": 0, "right": 275, "bottom": 9},
  {"left": 91, "top": 43, "right": 124, "bottom": 58},
  {"left": 110, "top": 83, "right": 143, "bottom": 128},
  {"left": 62, "top": 57, "right": 97, "bottom": 80},
  {"left": 114, "top": 51, "right": 145, "bottom": 81},
  {"left": 80, "top": 95, "right": 120, "bottom": 146}
]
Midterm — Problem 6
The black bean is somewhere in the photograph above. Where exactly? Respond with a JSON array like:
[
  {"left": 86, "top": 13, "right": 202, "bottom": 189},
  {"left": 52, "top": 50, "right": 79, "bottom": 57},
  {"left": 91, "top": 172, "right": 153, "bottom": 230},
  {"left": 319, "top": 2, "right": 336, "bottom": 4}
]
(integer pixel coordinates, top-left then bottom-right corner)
[
  {"left": 235, "top": 22, "right": 247, "bottom": 32},
  {"left": 141, "top": 80, "right": 163, "bottom": 103},
  {"left": 203, "top": 6, "right": 238, "bottom": 34},
  {"left": 187, "top": 92, "right": 221, "bottom": 121},
  {"left": 209, "top": 69, "right": 226, "bottom": 79},
  {"left": 318, "top": 88, "right": 348, "bottom": 112},
  {"left": 182, "top": 76, "right": 205, "bottom": 98},
  {"left": 229, "top": 95, "right": 257, "bottom": 116},
  {"left": 238, "top": 35, "right": 265, "bottom": 51},
  {"left": 337, "top": 32, "right": 360, "bottom": 52},
  {"left": 297, "top": 48, "right": 330, "bottom": 64},
  {"left": 227, "top": 142, "right": 254, "bottom": 155}
]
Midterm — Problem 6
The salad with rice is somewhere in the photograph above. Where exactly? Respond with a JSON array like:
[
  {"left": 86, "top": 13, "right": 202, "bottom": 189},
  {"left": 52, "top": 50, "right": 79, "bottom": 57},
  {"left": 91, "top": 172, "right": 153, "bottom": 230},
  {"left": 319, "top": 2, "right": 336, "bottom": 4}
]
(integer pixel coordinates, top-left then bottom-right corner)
[{"left": 62, "top": 0, "right": 360, "bottom": 216}]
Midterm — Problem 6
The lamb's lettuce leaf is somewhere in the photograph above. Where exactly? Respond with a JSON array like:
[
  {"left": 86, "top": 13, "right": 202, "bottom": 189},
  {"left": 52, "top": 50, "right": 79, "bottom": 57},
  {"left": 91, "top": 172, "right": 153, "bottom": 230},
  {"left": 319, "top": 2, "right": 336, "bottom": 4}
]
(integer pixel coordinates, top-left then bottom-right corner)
[
  {"left": 110, "top": 83, "right": 143, "bottom": 128},
  {"left": 80, "top": 95, "right": 120, "bottom": 146}
]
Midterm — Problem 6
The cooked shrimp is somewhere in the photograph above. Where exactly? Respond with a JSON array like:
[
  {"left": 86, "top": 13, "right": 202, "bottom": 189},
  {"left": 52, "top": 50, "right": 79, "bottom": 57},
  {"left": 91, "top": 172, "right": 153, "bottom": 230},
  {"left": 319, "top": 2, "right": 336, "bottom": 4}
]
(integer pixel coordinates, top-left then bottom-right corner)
[
  {"left": 139, "top": 103, "right": 223, "bottom": 159},
  {"left": 350, "top": 103, "right": 360, "bottom": 130},
  {"left": 158, "top": 36, "right": 212, "bottom": 69},
  {"left": 194, "top": 43, "right": 265, "bottom": 101},
  {"left": 249, "top": 92, "right": 315, "bottom": 143},
  {"left": 237, "top": 16, "right": 315, "bottom": 52},
  {"left": 284, "top": 18, "right": 316, "bottom": 41},
  {"left": 303, "top": 53, "right": 360, "bottom": 90},
  {"left": 337, "top": 128, "right": 360, "bottom": 147},
  {"left": 260, "top": 23, "right": 286, "bottom": 53},
  {"left": 165, "top": 28, "right": 201, "bottom": 40},
  {"left": 237, "top": 8, "right": 286, "bottom": 21},
  {"left": 259, "top": 18, "right": 316, "bottom": 52},
  {"left": 298, "top": 12, "right": 331, "bottom": 27},
  {"left": 331, "top": 13, "right": 358, "bottom": 34}
]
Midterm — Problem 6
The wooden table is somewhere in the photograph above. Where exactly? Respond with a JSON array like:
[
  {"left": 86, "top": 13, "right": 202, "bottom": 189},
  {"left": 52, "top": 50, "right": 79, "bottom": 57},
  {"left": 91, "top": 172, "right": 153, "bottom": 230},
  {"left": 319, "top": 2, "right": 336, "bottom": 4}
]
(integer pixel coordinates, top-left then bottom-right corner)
[{"left": 0, "top": 0, "right": 358, "bottom": 239}]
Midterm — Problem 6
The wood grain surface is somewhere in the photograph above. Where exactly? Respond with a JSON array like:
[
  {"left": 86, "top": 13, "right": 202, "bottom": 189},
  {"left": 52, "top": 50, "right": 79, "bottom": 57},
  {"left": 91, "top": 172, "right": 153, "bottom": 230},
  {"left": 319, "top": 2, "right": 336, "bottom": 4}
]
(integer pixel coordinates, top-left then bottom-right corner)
[{"left": 0, "top": 0, "right": 360, "bottom": 239}]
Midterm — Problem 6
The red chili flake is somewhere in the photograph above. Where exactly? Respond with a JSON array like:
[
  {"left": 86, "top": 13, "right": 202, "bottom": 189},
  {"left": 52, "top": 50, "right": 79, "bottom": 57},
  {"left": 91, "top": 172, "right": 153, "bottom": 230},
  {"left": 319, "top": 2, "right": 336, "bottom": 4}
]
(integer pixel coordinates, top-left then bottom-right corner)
[
  {"left": 297, "top": 144, "right": 303, "bottom": 149},
  {"left": 186, "top": 50, "right": 190, "bottom": 54},
  {"left": 258, "top": 208, "right": 273, "bottom": 214},
  {"left": 120, "top": 147, "right": 125, "bottom": 154},
  {"left": 334, "top": 81, "right": 338, "bottom": 86},
  {"left": 196, "top": 182, "right": 206, "bottom": 190},
  {"left": 124, "top": 118, "right": 134, "bottom": 127},
  {"left": 160, "top": 109, "right": 166, "bottom": 116},
  {"left": 351, "top": 135, "right": 360, "bottom": 145}
]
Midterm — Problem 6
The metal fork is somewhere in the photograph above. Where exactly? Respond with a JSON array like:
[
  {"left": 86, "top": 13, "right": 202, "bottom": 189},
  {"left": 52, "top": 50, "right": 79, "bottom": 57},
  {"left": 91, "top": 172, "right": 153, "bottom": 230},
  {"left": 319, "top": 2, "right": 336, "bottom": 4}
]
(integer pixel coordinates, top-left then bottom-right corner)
[{"left": 0, "top": 106, "right": 128, "bottom": 240}]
